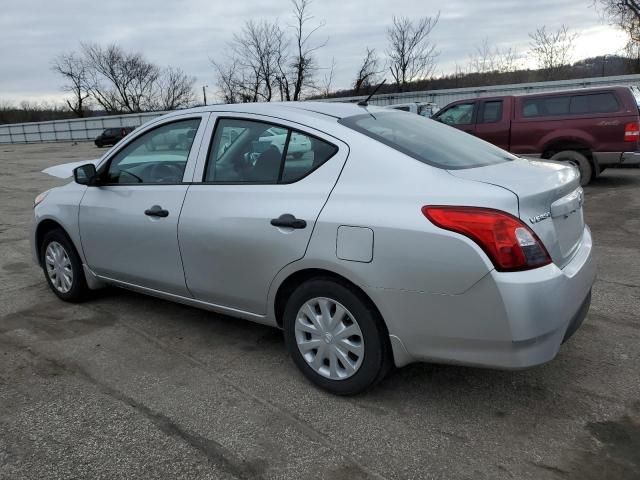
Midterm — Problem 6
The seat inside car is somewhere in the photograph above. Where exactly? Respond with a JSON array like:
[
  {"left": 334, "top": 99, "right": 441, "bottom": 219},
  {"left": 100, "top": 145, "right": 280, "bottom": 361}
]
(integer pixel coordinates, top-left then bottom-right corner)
[{"left": 251, "top": 145, "right": 281, "bottom": 182}]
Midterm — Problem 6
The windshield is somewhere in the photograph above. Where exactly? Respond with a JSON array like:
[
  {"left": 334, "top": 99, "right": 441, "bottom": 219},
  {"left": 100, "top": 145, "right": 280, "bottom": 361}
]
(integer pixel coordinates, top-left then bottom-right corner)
[{"left": 339, "top": 111, "right": 516, "bottom": 170}]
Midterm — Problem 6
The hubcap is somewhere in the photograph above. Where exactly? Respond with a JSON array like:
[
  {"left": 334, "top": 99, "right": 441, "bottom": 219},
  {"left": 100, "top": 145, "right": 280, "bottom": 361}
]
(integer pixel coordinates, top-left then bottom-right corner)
[
  {"left": 45, "top": 241, "right": 73, "bottom": 293},
  {"left": 294, "top": 297, "right": 364, "bottom": 380}
]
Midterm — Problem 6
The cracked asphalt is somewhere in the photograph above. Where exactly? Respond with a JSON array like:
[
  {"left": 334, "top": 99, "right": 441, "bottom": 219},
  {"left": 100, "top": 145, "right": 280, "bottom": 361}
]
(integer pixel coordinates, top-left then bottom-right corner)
[{"left": 1, "top": 142, "right": 639, "bottom": 479}]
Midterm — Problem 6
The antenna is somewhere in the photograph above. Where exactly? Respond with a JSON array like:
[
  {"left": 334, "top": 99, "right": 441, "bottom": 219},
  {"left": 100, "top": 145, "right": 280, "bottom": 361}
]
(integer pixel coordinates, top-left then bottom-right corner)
[{"left": 357, "top": 79, "right": 386, "bottom": 107}]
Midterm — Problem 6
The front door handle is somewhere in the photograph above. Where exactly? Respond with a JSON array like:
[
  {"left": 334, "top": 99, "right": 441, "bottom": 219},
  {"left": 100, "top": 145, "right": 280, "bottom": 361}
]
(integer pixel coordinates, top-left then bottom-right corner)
[
  {"left": 144, "top": 205, "right": 169, "bottom": 218},
  {"left": 270, "top": 214, "right": 306, "bottom": 229}
]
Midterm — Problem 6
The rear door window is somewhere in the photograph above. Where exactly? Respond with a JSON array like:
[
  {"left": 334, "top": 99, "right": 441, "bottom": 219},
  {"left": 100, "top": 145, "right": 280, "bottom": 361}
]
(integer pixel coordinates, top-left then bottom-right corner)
[
  {"left": 204, "top": 118, "right": 337, "bottom": 183},
  {"left": 339, "top": 111, "right": 515, "bottom": 170},
  {"left": 480, "top": 101, "right": 503, "bottom": 123}
]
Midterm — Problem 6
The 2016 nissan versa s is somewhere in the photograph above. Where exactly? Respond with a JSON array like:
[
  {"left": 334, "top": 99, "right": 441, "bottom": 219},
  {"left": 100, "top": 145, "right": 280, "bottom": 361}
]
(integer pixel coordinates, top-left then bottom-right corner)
[{"left": 32, "top": 102, "right": 596, "bottom": 395}]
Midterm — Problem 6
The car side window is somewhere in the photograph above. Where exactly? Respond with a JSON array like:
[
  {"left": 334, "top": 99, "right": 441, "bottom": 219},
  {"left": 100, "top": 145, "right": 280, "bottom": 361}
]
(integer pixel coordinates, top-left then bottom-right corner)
[
  {"left": 104, "top": 118, "right": 201, "bottom": 184},
  {"left": 480, "top": 101, "right": 502, "bottom": 123},
  {"left": 437, "top": 103, "right": 475, "bottom": 126},
  {"left": 281, "top": 132, "right": 338, "bottom": 183},
  {"left": 522, "top": 96, "right": 570, "bottom": 117},
  {"left": 204, "top": 118, "right": 337, "bottom": 184},
  {"left": 570, "top": 93, "right": 619, "bottom": 114}
]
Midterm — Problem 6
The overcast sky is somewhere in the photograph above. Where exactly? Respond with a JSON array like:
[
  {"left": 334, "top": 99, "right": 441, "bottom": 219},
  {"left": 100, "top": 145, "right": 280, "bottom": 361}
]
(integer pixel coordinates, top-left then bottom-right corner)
[{"left": 0, "top": 0, "right": 626, "bottom": 104}]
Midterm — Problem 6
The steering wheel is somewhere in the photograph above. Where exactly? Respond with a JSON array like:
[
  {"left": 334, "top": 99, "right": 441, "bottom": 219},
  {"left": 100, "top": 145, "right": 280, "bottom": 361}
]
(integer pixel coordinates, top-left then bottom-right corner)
[{"left": 148, "top": 163, "right": 183, "bottom": 183}]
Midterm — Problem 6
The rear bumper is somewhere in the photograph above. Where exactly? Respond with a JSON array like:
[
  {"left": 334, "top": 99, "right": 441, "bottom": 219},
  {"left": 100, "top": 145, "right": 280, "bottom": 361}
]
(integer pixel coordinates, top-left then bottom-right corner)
[{"left": 373, "top": 227, "right": 596, "bottom": 369}]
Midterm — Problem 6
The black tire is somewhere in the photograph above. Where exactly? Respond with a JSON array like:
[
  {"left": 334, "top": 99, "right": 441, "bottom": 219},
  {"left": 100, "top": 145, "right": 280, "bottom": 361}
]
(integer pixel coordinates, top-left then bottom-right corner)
[
  {"left": 283, "top": 277, "right": 392, "bottom": 395},
  {"left": 95, "top": 141, "right": 103, "bottom": 148},
  {"left": 40, "top": 229, "right": 90, "bottom": 303},
  {"left": 550, "top": 150, "right": 593, "bottom": 186}
]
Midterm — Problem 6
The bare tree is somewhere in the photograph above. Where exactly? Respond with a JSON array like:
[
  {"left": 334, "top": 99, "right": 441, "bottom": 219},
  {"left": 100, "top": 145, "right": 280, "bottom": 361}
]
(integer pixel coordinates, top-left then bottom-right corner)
[
  {"left": 212, "top": 0, "right": 327, "bottom": 103},
  {"left": 290, "top": 0, "right": 326, "bottom": 100},
  {"left": 386, "top": 13, "right": 440, "bottom": 91},
  {"left": 81, "top": 43, "right": 161, "bottom": 113},
  {"left": 596, "top": 1, "right": 640, "bottom": 67},
  {"left": 495, "top": 47, "right": 518, "bottom": 73},
  {"left": 220, "top": 20, "right": 286, "bottom": 103},
  {"left": 51, "top": 52, "right": 91, "bottom": 117},
  {"left": 157, "top": 67, "right": 195, "bottom": 110},
  {"left": 275, "top": 28, "right": 292, "bottom": 101},
  {"left": 318, "top": 57, "right": 336, "bottom": 98},
  {"left": 468, "top": 38, "right": 495, "bottom": 74},
  {"left": 353, "top": 48, "right": 383, "bottom": 94},
  {"left": 212, "top": 59, "right": 243, "bottom": 104},
  {"left": 468, "top": 38, "right": 519, "bottom": 75},
  {"left": 528, "top": 25, "right": 578, "bottom": 79}
]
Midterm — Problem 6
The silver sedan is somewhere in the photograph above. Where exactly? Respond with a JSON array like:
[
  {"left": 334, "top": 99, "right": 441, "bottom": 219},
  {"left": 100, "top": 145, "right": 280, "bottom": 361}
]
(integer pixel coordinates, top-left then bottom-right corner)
[{"left": 31, "top": 102, "right": 596, "bottom": 394}]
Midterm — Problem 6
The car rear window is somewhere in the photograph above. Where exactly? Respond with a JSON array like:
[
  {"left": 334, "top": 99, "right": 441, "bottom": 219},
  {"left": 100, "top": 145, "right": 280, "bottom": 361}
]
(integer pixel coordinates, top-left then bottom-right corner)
[{"left": 339, "top": 111, "right": 516, "bottom": 170}]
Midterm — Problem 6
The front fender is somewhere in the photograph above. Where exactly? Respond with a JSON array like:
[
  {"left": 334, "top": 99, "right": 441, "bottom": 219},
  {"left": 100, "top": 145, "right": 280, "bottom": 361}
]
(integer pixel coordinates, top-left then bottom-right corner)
[{"left": 33, "top": 183, "right": 88, "bottom": 264}]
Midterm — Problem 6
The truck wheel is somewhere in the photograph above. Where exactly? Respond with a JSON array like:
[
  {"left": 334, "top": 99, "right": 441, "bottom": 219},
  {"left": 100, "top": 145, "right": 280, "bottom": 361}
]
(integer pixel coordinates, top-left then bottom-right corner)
[{"left": 550, "top": 151, "right": 593, "bottom": 186}]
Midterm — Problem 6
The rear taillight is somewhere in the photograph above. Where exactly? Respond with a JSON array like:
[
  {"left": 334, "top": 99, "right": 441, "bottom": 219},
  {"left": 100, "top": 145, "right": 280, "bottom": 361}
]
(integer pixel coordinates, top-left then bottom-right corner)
[
  {"left": 422, "top": 206, "right": 552, "bottom": 272},
  {"left": 624, "top": 122, "right": 640, "bottom": 142}
]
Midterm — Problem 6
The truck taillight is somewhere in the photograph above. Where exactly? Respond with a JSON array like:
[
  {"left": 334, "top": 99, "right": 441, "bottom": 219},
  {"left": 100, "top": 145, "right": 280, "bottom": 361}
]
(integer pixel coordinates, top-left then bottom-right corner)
[
  {"left": 422, "top": 206, "right": 552, "bottom": 272},
  {"left": 624, "top": 122, "right": 640, "bottom": 142}
]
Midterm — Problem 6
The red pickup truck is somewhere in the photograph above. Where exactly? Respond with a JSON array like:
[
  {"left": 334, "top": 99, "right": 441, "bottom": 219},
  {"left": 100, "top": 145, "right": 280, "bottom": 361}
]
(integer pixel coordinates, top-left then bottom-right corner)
[{"left": 432, "top": 86, "right": 640, "bottom": 185}]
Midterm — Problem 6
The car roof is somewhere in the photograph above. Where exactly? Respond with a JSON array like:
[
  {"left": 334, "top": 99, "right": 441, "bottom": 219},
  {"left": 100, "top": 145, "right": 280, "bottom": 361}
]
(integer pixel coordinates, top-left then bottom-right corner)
[{"left": 165, "top": 101, "right": 388, "bottom": 121}]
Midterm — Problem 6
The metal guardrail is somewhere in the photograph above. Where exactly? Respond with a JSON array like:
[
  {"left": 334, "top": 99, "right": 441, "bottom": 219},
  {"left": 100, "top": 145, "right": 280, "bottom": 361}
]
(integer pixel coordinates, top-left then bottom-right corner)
[
  {"left": 0, "top": 111, "right": 165, "bottom": 145},
  {"left": 322, "top": 74, "right": 640, "bottom": 107},
  {"left": 2, "top": 74, "right": 640, "bottom": 144}
]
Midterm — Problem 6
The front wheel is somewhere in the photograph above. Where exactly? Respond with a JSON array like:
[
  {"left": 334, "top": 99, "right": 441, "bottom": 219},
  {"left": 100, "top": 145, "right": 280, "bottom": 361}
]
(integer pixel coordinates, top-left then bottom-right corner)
[
  {"left": 283, "top": 278, "right": 391, "bottom": 395},
  {"left": 41, "top": 229, "right": 90, "bottom": 302}
]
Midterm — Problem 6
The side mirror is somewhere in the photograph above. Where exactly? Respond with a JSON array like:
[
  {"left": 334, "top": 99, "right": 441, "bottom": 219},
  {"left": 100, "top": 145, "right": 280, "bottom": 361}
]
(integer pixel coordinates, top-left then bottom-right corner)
[{"left": 73, "top": 163, "right": 97, "bottom": 186}]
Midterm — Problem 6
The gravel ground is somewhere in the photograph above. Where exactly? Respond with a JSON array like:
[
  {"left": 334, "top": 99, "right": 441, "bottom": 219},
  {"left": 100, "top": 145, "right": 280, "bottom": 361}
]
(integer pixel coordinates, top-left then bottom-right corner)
[{"left": 1, "top": 141, "right": 639, "bottom": 479}]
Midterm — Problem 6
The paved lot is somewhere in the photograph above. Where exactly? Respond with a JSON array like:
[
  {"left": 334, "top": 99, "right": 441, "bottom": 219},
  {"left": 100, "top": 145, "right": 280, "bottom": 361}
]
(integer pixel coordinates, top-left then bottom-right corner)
[{"left": 0, "top": 142, "right": 639, "bottom": 479}]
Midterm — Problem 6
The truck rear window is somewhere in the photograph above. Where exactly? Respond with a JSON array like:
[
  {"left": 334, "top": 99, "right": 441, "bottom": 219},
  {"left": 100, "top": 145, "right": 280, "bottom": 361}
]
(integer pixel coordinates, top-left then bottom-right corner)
[
  {"left": 522, "top": 92, "right": 619, "bottom": 117},
  {"left": 339, "top": 111, "right": 515, "bottom": 170}
]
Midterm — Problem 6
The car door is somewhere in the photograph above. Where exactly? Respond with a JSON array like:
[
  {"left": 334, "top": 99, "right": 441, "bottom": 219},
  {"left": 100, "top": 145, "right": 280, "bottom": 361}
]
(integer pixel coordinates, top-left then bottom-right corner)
[
  {"left": 433, "top": 101, "right": 477, "bottom": 135},
  {"left": 474, "top": 99, "right": 510, "bottom": 150},
  {"left": 178, "top": 114, "right": 348, "bottom": 315},
  {"left": 79, "top": 114, "right": 208, "bottom": 295}
]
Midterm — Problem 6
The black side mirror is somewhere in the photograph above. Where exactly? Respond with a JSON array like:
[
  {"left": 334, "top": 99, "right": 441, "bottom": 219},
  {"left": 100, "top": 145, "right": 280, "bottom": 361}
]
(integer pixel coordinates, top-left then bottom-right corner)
[{"left": 73, "top": 163, "right": 97, "bottom": 186}]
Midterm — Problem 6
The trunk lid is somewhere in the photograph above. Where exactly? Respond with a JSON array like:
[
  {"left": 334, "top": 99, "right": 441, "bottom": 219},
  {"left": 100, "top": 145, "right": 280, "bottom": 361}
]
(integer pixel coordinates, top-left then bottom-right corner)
[{"left": 448, "top": 158, "right": 584, "bottom": 268}]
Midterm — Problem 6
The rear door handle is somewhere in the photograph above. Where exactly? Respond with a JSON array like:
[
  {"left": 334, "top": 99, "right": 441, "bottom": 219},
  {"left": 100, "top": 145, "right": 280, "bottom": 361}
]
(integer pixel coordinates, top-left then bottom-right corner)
[
  {"left": 270, "top": 214, "right": 306, "bottom": 229},
  {"left": 144, "top": 205, "right": 169, "bottom": 218}
]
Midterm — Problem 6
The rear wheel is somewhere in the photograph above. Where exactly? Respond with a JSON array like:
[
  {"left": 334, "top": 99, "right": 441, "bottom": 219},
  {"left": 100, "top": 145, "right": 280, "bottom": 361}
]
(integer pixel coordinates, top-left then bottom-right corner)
[
  {"left": 550, "top": 150, "right": 593, "bottom": 186},
  {"left": 283, "top": 278, "right": 391, "bottom": 395},
  {"left": 41, "top": 229, "right": 90, "bottom": 302}
]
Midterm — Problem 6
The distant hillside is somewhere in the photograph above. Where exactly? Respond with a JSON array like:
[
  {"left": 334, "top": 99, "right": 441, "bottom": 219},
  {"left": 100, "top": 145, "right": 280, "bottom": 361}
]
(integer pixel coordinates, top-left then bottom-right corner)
[{"left": 317, "top": 55, "right": 637, "bottom": 100}]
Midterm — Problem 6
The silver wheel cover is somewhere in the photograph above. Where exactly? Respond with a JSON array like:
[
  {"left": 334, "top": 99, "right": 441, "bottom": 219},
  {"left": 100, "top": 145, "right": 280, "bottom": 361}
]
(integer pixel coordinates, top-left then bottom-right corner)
[
  {"left": 45, "top": 241, "right": 73, "bottom": 293},
  {"left": 294, "top": 297, "right": 364, "bottom": 380}
]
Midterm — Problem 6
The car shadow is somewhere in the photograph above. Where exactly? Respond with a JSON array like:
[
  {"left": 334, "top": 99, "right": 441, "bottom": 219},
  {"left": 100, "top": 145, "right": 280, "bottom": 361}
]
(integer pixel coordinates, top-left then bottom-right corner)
[{"left": 588, "top": 169, "right": 639, "bottom": 189}]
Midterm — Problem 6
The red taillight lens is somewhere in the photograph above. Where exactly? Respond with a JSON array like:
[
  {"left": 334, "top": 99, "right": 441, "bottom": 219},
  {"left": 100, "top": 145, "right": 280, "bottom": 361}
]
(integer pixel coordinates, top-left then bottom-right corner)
[
  {"left": 422, "top": 206, "right": 552, "bottom": 272},
  {"left": 624, "top": 122, "right": 640, "bottom": 142}
]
